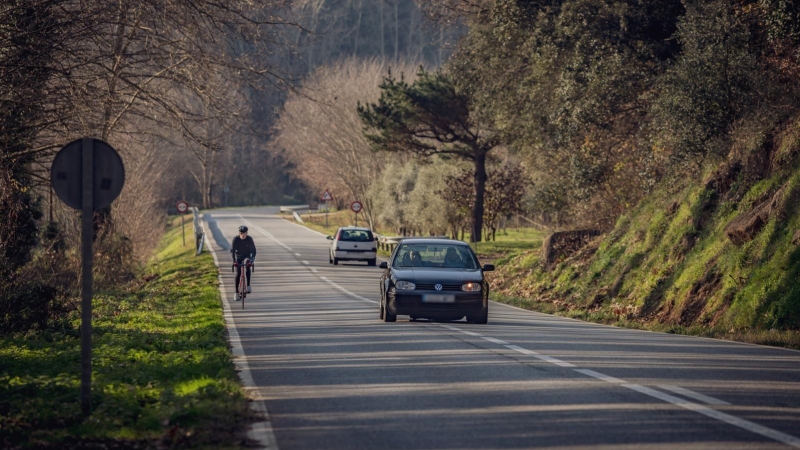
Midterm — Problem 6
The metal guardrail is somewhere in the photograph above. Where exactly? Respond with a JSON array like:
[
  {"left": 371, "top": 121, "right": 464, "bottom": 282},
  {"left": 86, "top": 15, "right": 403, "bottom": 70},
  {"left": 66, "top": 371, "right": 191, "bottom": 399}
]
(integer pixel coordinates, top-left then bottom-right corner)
[
  {"left": 279, "top": 205, "right": 312, "bottom": 213},
  {"left": 374, "top": 234, "right": 449, "bottom": 251},
  {"left": 192, "top": 207, "right": 204, "bottom": 255}
]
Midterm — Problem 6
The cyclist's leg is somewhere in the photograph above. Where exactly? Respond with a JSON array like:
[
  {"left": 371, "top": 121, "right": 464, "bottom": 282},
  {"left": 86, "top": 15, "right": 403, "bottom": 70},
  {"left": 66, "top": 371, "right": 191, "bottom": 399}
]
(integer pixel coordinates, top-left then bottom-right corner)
[
  {"left": 234, "top": 263, "right": 242, "bottom": 299},
  {"left": 246, "top": 265, "right": 252, "bottom": 293}
]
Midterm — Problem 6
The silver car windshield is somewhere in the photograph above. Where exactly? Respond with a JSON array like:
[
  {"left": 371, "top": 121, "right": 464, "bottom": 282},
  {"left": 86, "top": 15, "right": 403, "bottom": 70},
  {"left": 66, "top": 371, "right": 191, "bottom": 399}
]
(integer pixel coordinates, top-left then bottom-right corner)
[{"left": 393, "top": 243, "right": 479, "bottom": 269}]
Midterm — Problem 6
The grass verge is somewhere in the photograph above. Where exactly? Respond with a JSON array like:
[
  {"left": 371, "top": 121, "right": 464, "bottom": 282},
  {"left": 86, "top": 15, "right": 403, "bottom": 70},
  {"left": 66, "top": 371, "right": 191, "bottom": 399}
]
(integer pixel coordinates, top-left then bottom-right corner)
[{"left": 0, "top": 220, "right": 252, "bottom": 449}]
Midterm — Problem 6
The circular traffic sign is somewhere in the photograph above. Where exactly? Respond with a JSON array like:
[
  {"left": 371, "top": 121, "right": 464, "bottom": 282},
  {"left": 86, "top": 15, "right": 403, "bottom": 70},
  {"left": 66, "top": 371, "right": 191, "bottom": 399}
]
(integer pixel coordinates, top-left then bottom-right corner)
[
  {"left": 350, "top": 200, "right": 363, "bottom": 213},
  {"left": 176, "top": 201, "right": 189, "bottom": 214},
  {"left": 51, "top": 138, "right": 125, "bottom": 210}
]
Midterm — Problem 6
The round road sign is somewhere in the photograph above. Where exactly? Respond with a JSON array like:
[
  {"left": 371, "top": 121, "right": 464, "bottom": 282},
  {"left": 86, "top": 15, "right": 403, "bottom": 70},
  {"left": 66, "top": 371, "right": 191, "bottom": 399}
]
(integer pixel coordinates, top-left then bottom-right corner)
[
  {"left": 176, "top": 201, "right": 189, "bottom": 214},
  {"left": 51, "top": 138, "right": 125, "bottom": 210},
  {"left": 350, "top": 200, "right": 363, "bottom": 213}
]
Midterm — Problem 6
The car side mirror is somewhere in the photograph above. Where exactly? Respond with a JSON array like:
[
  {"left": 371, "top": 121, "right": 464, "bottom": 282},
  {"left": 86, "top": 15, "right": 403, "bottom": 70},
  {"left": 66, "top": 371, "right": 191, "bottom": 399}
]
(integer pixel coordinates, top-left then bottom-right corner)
[
  {"left": 379, "top": 262, "right": 388, "bottom": 269},
  {"left": 482, "top": 264, "right": 495, "bottom": 272},
  {"left": 326, "top": 236, "right": 333, "bottom": 240}
]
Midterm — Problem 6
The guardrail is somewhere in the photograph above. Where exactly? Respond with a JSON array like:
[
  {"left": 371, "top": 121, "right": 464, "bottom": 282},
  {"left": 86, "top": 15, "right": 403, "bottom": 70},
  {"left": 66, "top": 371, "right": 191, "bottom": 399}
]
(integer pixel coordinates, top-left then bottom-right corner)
[
  {"left": 374, "top": 234, "right": 449, "bottom": 251},
  {"left": 192, "top": 207, "right": 204, "bottom": 255},
  {"left": 279, "top": 205, "right": 317, "bottom": 214}
]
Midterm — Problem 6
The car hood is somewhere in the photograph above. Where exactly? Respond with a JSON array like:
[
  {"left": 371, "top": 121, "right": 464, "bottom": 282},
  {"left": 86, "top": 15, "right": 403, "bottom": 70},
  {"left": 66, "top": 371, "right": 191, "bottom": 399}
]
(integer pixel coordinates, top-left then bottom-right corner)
[{"left": 392, "top": 268, "right": 483, "bottom": 283}]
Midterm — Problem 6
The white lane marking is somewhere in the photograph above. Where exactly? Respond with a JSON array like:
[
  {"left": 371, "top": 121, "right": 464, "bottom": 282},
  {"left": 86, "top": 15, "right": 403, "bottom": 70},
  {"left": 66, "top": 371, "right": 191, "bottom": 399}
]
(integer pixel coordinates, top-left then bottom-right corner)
[
  {"left": 280, "top": 215, "right": 329, "bottom": 237},
  {"left": 658, "top": 385, "right": 731, "bottom": 406},
  {"left": 439, "top": 324, "right": 482, "bottom": 337},
  {"left": 302, "top": 260, "right": 310, "bottom": 265},
  {"left": 310, "top": 268, "right": 318, "bottom": 273},
  {"left": 320, "top": 276, "right": 379, "bottom": 305},
  {"left": 505, "top": 345, "right": 539, "bottom": 355},
  {"left": 482, "top": 336, "right": 508, "bottom": 345},
  {"left": 574, "top": 369, "right": 626, "bottom": 384},
  {"left": 504, "top": 345, "right": 574, "bottom": 367},
  {"left": 240, "top": 215, "right": 292, "bottom": 252},
  {"left": 295, "top": 253, "right": 301, "bottom": 257},
  {"left": 624, "top": 384, "right": 800, "bottom": 448},
  {"left": 201, "top": 219, "right": 279, "bottom": 450}
]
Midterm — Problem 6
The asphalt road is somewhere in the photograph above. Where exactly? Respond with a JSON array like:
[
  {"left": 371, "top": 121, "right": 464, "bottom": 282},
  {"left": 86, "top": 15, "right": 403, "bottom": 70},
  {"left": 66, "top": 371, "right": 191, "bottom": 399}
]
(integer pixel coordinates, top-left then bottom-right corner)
[{"left": 203, "top": 206, "right": 800, "bottom": 450}]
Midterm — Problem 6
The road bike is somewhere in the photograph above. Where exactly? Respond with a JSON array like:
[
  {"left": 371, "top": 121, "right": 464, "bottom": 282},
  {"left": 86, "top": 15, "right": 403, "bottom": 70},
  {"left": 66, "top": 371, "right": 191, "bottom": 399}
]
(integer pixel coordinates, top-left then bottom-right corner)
[{"left": 232, "top": 259, "right": 253, "bottom": 309}]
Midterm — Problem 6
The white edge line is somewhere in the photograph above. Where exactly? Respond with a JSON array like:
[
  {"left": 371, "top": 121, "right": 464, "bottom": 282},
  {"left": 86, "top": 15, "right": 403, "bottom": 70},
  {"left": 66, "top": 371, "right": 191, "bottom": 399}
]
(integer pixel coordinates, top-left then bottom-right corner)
[
  {"left": 302, "top": 260, "right": 310, "bottom": 265},
  {"left": 482, "top": 336, "right": 508, "bottom": 345},
  {"left": 658, "top": 385, "right": 731, "bottom": 406},
  {"left": 201, "top": 218, "right": 278, "bottom": 450},
  {"left": 278, "top": 214, "right": 329, "bottom": 237},
  {"left": 624, "top": 384, "right": 800, "bottom": 448}
]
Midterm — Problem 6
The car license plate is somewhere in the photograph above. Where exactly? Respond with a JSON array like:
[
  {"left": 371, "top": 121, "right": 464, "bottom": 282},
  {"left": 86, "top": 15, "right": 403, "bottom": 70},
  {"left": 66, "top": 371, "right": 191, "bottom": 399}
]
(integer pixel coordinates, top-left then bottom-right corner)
[
  {"left": 348, "top": 251, "right": 365, "bottom": 255},
  {"left": 423, "top": 294, "right": 455, "bottom": 303}
]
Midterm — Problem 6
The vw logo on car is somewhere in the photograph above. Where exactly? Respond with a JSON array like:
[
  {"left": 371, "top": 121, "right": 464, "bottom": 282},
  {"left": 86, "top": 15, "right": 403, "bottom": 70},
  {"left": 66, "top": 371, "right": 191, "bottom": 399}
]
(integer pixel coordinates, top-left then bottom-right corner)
[{"left": 435, "top": 284, "right": 443, "bottom": 291}]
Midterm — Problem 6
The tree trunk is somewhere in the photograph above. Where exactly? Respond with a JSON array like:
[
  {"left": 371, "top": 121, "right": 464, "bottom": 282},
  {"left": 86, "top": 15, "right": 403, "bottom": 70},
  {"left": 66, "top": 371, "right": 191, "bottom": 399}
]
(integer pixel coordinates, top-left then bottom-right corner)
[{"left": 471, "top": 151, "right": 487, "bottom": 242}]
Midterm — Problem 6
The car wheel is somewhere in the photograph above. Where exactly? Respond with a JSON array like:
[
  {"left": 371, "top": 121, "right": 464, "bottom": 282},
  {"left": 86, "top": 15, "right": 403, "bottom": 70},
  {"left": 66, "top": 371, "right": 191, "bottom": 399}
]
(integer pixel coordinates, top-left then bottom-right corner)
[
  {"left": 468, "top": 306, "right": 488, "bottom": 324},
  {"left": 333, "top": 257, "right": 339, "bottom": 265},
  {"left": 367, "top": 258, "right": 376, "bottom": 266},
  {"left": 382, "top": 301, "right": 396, "bottom": 323}
]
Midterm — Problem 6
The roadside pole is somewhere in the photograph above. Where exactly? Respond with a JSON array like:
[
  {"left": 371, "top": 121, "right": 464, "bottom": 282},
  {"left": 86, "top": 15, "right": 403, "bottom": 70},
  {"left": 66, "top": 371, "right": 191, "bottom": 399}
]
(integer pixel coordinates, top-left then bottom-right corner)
[
  {"left": 80, "top": 138, "right": 93, "bottom": 415},
  {"left": 51, "top": 137, "right": 125, "bottom": 416},
  {"left": 176, "top": 201, "right": 189, "bottom": 246}
]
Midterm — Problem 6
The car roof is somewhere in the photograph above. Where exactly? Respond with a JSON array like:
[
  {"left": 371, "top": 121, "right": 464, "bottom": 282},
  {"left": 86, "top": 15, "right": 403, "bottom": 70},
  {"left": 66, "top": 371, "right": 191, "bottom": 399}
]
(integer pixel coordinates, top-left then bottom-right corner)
[
  {"left": 397, "top": 238, "right": 466, "bottom": 246},
  {"left": 338, "top": 226, "right": 371, "bottom": 230}
]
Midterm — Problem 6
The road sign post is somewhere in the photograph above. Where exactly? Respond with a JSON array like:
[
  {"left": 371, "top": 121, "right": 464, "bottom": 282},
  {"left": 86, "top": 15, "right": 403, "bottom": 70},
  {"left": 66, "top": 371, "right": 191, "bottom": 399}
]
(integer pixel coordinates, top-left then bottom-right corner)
[
  {"left": 350, "top": 200, "right": 363, "bottom": 227},
  {"left": 176, "top": 201, "right": 189, "bottom": 246},
  {"left": 51, "top": 138, "right": 124, "bottom": 416},
  {"left": 321, "top": 190, "right": 334, "bottom": 228}
]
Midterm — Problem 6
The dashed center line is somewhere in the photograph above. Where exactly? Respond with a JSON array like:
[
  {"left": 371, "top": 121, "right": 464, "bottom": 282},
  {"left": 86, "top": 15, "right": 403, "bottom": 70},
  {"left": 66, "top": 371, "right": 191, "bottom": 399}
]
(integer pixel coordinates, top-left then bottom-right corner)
[{"left": 659, "top": 385, "right": 731, "bottom": 406}]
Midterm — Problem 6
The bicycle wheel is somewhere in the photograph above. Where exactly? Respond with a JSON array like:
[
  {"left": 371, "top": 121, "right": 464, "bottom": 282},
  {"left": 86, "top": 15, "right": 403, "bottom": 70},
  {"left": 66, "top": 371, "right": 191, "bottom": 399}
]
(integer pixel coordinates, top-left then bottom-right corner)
[{"left": 240, "top": 271, "right": 246, "bottom": 309}]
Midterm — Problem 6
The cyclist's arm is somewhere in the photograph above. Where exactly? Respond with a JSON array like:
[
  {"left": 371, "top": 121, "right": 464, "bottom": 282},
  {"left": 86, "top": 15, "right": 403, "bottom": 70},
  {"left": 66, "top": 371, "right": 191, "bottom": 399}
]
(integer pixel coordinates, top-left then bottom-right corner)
[{"left": 248, "top": 236, "right": 257, "bottom": 261}]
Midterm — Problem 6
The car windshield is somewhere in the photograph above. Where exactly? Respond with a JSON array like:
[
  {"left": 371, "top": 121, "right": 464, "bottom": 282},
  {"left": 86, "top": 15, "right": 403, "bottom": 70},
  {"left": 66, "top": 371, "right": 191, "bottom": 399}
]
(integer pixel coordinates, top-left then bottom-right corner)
[
  {"left": 338, "top": 229, "right": 374, "bottom": 242},
  {"left": 393, "top": 243, "right": 479, "bottom": 269}
]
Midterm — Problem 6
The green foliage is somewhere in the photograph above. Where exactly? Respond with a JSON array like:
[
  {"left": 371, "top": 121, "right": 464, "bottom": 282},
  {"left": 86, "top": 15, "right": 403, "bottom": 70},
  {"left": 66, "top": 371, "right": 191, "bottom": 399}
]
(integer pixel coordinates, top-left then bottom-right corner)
[
  {"left": 650, "top": 0, "right": 762, "bottom": 161},
  {"left": 0, "top": 223, "right": 249, "bottom": 448},
  {"left": 490, "top": 124, "right": 800, "bottom": 347},
  {"left": 359, "top": 67, "right": 497, "bottom": 241}
]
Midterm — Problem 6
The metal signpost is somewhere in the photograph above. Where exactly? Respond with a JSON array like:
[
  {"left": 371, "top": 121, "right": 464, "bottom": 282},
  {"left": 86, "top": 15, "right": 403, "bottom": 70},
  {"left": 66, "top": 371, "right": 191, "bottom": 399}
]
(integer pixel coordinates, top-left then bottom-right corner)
[
  {"left": 51, "top": 138, "right": 125, "bottom": 416},
  {"left": 176, "top": 200, "right": 189, "bottom": 246},
  {"left": 351, "top": 200, "right": 363, "bottom": 227},
  {"left": 321, "top": 189, "right": 333, "bottom": 227}
]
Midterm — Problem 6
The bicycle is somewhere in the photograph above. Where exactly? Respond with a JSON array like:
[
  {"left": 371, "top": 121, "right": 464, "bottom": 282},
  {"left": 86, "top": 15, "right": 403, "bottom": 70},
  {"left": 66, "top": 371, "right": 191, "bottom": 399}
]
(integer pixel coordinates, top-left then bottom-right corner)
[{"left": 232, "top": 258, "right": 253, "bottom": 309}]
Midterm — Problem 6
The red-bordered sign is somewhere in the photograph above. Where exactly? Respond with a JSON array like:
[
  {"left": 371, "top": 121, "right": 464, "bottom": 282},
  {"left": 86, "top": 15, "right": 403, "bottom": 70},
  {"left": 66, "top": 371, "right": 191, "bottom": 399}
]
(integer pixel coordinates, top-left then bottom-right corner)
[
  {"left": 320, "top": 189, "right": 333, "bottom": 202},
  {"left": 350, "top": 200, "right": 363, "bottom": 213},
  {"left": 176, "top": 200, "right": 189, "bottom": 214}
]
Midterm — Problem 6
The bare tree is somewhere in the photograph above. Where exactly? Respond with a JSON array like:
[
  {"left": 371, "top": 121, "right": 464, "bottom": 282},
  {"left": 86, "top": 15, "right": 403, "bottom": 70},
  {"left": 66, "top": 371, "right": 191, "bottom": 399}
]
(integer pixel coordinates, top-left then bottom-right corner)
[{"left": 274, "top": 57, "right": 418, "bottom": 229}]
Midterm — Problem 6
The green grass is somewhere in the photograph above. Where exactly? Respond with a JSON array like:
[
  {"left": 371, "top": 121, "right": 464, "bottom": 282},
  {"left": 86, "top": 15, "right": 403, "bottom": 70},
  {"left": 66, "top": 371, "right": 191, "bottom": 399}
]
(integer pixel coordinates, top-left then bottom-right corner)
[{"left": 0, "top": 220, "right": 251, "bottom": 449}]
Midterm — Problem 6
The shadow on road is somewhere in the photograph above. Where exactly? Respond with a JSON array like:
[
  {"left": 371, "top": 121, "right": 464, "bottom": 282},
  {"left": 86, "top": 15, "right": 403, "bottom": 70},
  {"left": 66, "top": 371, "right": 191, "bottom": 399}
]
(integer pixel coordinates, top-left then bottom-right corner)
[{"left": 204, "top": 214, "right": 230, "bottom": 251}]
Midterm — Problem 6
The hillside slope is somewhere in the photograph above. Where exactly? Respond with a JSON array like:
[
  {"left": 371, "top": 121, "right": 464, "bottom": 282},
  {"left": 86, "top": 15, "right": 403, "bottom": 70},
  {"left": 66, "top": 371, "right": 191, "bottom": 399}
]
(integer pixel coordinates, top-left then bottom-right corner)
[{"left": 492, "top": 120, "right": 800, "bottom": 348}]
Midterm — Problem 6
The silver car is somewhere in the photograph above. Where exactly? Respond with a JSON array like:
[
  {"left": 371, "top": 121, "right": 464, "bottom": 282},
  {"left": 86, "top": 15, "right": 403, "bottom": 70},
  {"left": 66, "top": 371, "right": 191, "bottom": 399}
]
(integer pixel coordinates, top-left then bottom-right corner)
[{"left": 327, "top": 227, "right": 378, "bottom": 266}]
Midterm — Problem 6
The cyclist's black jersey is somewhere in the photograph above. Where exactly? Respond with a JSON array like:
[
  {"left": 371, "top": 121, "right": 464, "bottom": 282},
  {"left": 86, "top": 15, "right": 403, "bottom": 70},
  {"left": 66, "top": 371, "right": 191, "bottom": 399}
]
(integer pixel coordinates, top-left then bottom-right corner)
[{"left": 230, "top": 235, "right": 257, "bottom": 262}]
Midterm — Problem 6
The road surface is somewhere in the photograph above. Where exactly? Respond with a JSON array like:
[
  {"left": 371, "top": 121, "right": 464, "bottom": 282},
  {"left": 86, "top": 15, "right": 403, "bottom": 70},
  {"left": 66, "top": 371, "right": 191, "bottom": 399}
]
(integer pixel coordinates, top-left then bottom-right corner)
[{"left": 202, "top": 206, "right": 800, "bottom": 449}]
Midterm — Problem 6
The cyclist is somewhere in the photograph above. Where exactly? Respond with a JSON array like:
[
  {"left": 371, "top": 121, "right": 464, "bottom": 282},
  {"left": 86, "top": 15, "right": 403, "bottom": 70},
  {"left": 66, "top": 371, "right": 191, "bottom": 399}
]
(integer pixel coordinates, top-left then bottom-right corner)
[{"left": 230, "top": 225, "right": 257, "bottom": 301}]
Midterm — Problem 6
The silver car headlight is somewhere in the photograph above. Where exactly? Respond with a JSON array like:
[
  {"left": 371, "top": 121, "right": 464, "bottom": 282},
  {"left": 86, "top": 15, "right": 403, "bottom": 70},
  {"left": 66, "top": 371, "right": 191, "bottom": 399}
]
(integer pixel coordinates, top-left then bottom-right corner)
[
  {"left": 462, "top": 282, "right": 481, "bottom": 292},
  {"left": 395, "top": 281, "right": 416, "bottom": 291}
]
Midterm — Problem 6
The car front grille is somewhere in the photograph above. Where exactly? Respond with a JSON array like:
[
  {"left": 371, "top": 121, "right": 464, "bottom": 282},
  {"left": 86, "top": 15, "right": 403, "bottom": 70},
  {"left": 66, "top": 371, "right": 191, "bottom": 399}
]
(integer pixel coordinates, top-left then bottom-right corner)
[{"left": 414, "top": 283, "right": 463, "bottom": 291}]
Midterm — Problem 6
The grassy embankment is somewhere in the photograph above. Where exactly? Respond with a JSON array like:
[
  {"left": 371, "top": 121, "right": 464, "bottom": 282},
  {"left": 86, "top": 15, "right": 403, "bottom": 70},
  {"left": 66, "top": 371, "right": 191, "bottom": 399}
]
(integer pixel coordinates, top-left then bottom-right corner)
[
  {"left": 283, "top": 210, "right": 547, "bottom": 261},
  {"left": 0, "top": 220, "right": 251, "bottom": 449},
  {"left": 492, "top": 122, "right": 800, "bottom": 349}
]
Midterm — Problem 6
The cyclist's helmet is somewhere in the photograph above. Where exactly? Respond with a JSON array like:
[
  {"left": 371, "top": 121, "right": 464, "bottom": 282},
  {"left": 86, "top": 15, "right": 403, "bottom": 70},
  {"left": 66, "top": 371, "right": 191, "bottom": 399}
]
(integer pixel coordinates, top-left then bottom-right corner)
[{"left": 238, "top": 225, "right": 248, "bottom": 233}]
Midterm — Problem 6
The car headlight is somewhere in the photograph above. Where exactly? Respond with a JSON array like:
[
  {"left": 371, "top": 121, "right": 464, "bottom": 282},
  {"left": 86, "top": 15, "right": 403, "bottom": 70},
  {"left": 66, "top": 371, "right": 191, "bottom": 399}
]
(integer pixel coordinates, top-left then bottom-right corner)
[
  {"left": 462, "top": 282, "right": 481, "bottom": 292},
  {"left": 395, "top": 281, "right": 416, "bottom": 291}
]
